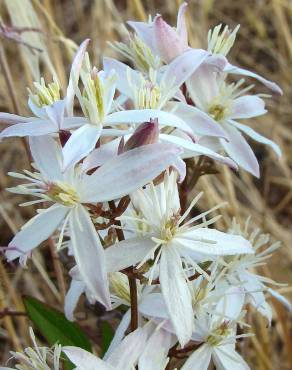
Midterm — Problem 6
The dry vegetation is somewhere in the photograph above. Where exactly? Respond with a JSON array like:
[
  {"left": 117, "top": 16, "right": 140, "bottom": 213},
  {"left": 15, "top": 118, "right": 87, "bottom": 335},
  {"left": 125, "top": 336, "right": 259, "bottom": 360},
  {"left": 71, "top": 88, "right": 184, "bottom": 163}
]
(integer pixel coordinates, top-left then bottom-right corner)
[{"left": 0, "top": 0, "right": 291, "bottom": 368}]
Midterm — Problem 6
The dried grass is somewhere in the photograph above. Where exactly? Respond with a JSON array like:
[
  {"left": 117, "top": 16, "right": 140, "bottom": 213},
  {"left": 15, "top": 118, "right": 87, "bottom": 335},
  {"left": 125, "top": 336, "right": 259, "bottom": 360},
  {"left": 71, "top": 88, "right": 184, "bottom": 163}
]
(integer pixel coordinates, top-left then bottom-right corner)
[{"left": 0, "top": 0, "right": 291, "bottom": 368}]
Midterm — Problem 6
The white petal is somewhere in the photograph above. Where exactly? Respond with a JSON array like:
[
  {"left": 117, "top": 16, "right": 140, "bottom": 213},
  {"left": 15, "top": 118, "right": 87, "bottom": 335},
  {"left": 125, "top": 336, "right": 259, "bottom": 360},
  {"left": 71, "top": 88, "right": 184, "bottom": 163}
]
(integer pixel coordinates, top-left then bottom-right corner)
[
  {"left": 103, "top": 309, "right": 131, "bottom": 360},
  {"left": 106, "top": 109, "right": 193, "bottom": 134},
  {"left": 224, "top": 62, "right": 283, "bottom": 95},
  {"left": 177, "top": 228, "right": 253, "bottom": 259},
  {"left": 212, "top": 344, "right": 250, "bottom": 370},
  {"left": 139, "top": 328, "right": 173, "bottom": 370},
  {"left": 127, "top": 21, "right": 157, "bottom": 54},
  {"left": 106, "top": 238, "right": 155, "bottom": 273},
  {"left": 228, "top": 119, "right": 281, "bottom": 157},
  {"left": 6, "top": 205, "right": 68, "bottom": 261},
  {"left": 268, "top": 288, "right": 292, "bottom": 312},
  {"left": 61, "top": 117, "right": 89, "bottom": 130},
  {"left": 139, "top": 293, "right": 169, "bottom": 321},
  {"left": 176, "top": 2, "right": 188, "bottom": 45},
  {"left": 220, "top": 123, "right": 259, "bottom": 177},
  {"left": 80, "top": 143, "right": 181, "bottom": 203},
  {"left": 64, "top": 278, "right": 85, "bottom": 321},
  {"left": 45, "top": 100, "right": 65, "bottom": 128},
  {"left": 63, "top": 347, "right": 113, "bottom": 370},
  {"left": 62, "top": 124, "right": 102, "bottom": 170},
  {"left": 230, "top": 96, "right": 267, "bottom": 119},
  {"left": 0, "top": 112, "right": 32, "bottom": 125},
  {"left": 69, "top": 205, "right": 111, "bottom": 309},
  {"left": 29, "top": 136, "right": 63, "bottom": 181},
  {"left": 160, "top": 246, "right": 193, "bottom": 347},
  {"left": 215, "top": 286, "right": 245, "bottom": 321},
  {"left": 0, "top": 120, "right": 56, "bottom": 139},
  {"left": 181, "top": 343, "right": 212, "bottom": 370}
]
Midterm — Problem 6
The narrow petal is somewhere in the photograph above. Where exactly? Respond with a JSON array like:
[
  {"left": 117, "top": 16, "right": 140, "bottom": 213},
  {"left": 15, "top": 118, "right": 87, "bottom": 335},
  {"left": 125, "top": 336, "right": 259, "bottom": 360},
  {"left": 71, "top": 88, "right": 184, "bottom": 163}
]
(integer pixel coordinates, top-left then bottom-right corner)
[
  {"left": 127, "top": 20, "right": 157, "bottom": 54},
  {"left": 212, "top": 344, "right": 250, "bottom": 370},
  {"left": 105, "top": 238, "right": 155, "bottom": 273},
  {"left": 220, "top": 123, "right": 259, "bottom": 177},
  {"left": 80, "top": 143, "right": 182, "bottom": 203},
  {"left": 69, "top": 205, "right": 111, "bottom": 309},
  {"left": 224, "top": 62, "right": 283, "bottom": 95},
  {"left": 62, "top": 124, "right": 101, "bottom": 170},
  {"left": 45, "top": 99, "right": 65, "bottom": 128},
  {"left": 61, "top": 116, "right": 89, "bottom": 130},
  {"left": 181, "top": 343, "right": 212, "bottom": 370},
  {"left": 230, "top": 96, "right": 267, "bottom": 119},
  {"left": 139, "top": 293, "right": 169, "bottom": 321},
  {"left": 66, "top": 39, "right": 90, "bottom": 116},
  {"left": 6, "top": 205, "right": 68, "bottom": 262},
  {"left": 0, "top": 120, "right": 56, "bottom": 139},
  {"left": 228, "top": 119, "right": 281, "bottom": 157},
  {"left": 63, "top": 347, "right": 113, "bottom": 370},
  {"left": 215, "top": 286, "right": 245, "bottom": 321},
  {"left": 160, "top": 245, "right": 193, "bottom": 347},
  {"left": 29, "top": 136, "right": 63, "bottom": 181},
  {"left": 64, "top": 278, "right": 85, "bottom": 321},
  {"left": 176, "top": 2, "right": 188, "bottom": 45},
  {"left": 0, "top": 112, "right": 32, "bottom": 125}
]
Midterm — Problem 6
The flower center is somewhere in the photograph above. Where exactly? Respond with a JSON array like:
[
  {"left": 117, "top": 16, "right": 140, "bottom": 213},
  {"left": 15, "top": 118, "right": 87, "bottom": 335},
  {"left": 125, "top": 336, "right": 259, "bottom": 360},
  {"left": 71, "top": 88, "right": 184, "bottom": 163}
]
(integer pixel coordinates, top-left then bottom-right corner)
[
  {"left": 137, "top": 80, "right": 161, "bottom": 109},
  {"left": 207, "top": 322, "right": 231, "bottom": 346},
  {"left": 28, "top": 77, "right": 60, "bottom": 108},
  {"left": 47, "top": 182, "right": 80, "bottom": 207},
  {"left": 160, "top": 214, "right": 180, "bottom": 243},
  {"left": 208, "top": 103, "right": 228, "bottom": 122}
]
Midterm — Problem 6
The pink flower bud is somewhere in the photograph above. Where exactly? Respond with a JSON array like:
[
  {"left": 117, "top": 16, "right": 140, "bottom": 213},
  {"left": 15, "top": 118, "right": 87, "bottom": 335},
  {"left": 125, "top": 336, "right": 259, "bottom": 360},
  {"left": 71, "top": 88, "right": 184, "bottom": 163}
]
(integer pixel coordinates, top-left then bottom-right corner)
[{"left": 124, "top": 118, "right": 159, "bottom": 151}]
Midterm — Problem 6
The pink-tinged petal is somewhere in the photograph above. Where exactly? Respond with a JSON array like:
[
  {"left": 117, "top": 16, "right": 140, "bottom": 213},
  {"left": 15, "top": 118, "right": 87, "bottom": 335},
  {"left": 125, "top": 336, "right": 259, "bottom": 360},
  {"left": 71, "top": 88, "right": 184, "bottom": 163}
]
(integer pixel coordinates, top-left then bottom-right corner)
[
  {"left": 62, "top": 124, "right": 102, "bottom": 170},
  {"left": 154, "top": 15, "right": 188, "bottom": 63},
  {"left": 139, "top": 328, "right": 173, "bottom": 370},
  {"left": 228, "top": 119, "right": 281, "bottom": 157},
  {"left": 29, "top": 136, "right": 63, "bottom": 181},
  {"left": 163, "top": 49, "right": 210, "bottom": 90},
  {"left": 66, "top": 39, "right": 90, "bottom": 116},
  {"left": 107, "top": 327, "right": 148, "bottom": 370},
  {"left": 127, "top": 20, "right": 157, "bottom": 54},
  {"left": 69, "top": 205, "right": 111, "bottom": 309},
  {"left": 45, "top": 100, "right": 65, "bottom": 128},
  {"left": 0, "top": 112, "right": 32, "bottom": 125},
  {"left": 220, "top": 123, "right": 259, "bottom": 177},
  {"left": 103, "top": 309, "right": 131, "bottom": 360},
  {"left": 160, "top": 245, "right": 193, "bottom": 347},
  {"left": 160, "top": 133, "right": 237, "bottom": 170},
  {"left": 105, "top": 237, "right": 155, "bottom": 273},
  {"left": 224, "top": 62, "right": 283, "bottom": 95},
  {"left": 106, "top": 109, "right": 193, "bottom": 134},
  {"left": 176, "top": 2, "right": 188, "bottom": 45},
  {"left": 80, "top": 143, "right": 182, "bottom": 203},
  {"left": 212, "top": 344, "right": 250, "bottom": 370},
  {"left": 186, "top": 63, "right": 219, "bottom": 110},
  {"left": 63, "top": 347, "right": 113, "bottom": 370},
  {"left": 0, "top": 119, "right": 56, "bottom": 139},
  {"left": 6, "top": 205, "right": 68, "bottom": 262},
  {"left": 181, "top": 343, "right": 212, "bottom": 370},
  {"left": 230, "top": 95, "right": 267, "bottom": 119},
  {"left": 64, "top": 277, "right": 85, "bottom": 321},
  {"left": 168, "top": 102, "right": 227, "bottom": 138},
  {"left": 177, "top": 228, "right": 253, "bottom": 259}
]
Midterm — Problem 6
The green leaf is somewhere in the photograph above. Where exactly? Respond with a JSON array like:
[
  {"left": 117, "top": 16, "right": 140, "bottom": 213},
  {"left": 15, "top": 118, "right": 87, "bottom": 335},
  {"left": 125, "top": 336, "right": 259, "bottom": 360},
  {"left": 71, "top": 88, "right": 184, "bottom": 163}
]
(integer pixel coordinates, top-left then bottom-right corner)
[
  {"left": 101, "top": 321, "right": 114, "bottom": 355},
  {"left": 24, "top": 296, "right": 92, "bottom": 369}
]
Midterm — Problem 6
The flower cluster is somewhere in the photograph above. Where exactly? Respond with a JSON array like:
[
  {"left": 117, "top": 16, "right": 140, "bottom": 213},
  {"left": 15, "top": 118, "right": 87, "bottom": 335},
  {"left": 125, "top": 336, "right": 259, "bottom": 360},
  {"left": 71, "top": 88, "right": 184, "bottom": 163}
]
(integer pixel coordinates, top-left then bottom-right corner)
[{"left": 1, "top": 3, "right": 290, "bottom": 370}]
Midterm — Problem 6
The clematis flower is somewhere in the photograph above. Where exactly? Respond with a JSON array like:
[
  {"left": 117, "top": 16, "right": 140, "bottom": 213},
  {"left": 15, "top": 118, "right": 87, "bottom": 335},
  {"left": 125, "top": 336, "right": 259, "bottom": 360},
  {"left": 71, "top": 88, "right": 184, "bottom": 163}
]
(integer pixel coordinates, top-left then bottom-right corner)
[
  {"left": 5, "top": 136, "right": 181, "bottom": 309},
  {"left": 185, "top": 71, "right": 281, "bottom": 177},
  {"left": 63, "top": 323, "right": 172, "bottom": 370},
  {"left": 128, "top": 4, "right": 282, "bottom": 94},
  {"left": 105, "top": 171, "right": 253, "bottom": 346},
  {"left": 181, "top": 289, "right": 250, "bottom": 370},
  {"left": 0, "top": 39, "right": 90, "bottom": 140}
]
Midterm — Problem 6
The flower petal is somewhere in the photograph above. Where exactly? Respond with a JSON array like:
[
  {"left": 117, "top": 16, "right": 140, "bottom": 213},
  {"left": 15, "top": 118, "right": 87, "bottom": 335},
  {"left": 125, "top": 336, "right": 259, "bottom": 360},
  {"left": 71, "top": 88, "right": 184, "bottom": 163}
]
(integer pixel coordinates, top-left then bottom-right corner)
[
  {"left": 224, "top": 62, "right": 283, "bottom": 95},
  {"left": 181, "top": 343, "right": 212, "bottom": 370},
  {"left": 6, "top": 205, "right": 68, "bottom": 262},
  {"left": 64, "top": 277, "right": 85, "bottom": 321},
  {"left": 80, "top": 143, "right": 182, "bottom": 203},
  {"left": 62, "top": 124, "right": 102, "bottom": 170},
  {"left": 45, "top": 99, "right": 65, "bottom": 128},
  {"left": 0, "top": 112, "right": 32, "bottom": 125},
  {"left": 220, "top": 123, "right": 259, "bottom": 177},
  {"left": 127, "top": 20, "right": 157, "bottom": 54},
  {"left": 228, "top": 119, "right": 281, "bottom": 157},
  {"left": 29, "top": 136, "right": 63, "bottom": 181},
  {"left": 0, "top": 119, "right": 56, "bottom": 139},
  {"left": 212, "top": 344, "right": 250, "bottom": 370},
  {"left": 230, "top": 96, "right": 267, "bottom": 119},
  {"left": 106, "top": 237, "right": 155, "bottom": 273},
  {"left": 160, "top": 245, "right": 193, "bottom": 347},
  {"left": 176, "top": 2, "right": 188, "bottom": 45},
  {"left": 69, "top": 205, "right": 111, "bottom": 309},
  {"left": 63, "top": 347, "right": 113, "bottom": 370}
]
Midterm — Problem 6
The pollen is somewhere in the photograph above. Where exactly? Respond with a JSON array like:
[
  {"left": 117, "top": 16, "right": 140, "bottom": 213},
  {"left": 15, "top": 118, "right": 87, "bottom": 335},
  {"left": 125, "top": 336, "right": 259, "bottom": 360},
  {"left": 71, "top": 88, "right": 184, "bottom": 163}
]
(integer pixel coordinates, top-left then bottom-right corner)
[
  {"left": 207, "top": 322, "right": 232, "bottom": 346},
  {"left": 47, "top": 182, "right": 80, "bottom": 207},
  {"left": 208, "top": 103, "right": 228, "bottom": 122}
]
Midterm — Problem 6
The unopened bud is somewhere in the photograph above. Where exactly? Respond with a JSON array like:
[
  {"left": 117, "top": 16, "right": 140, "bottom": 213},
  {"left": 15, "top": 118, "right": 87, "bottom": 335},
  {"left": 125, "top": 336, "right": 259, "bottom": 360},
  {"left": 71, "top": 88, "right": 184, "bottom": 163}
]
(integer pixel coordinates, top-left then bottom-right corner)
[{"left": 124, "top": 118, "right": 159, "bottom": 151}]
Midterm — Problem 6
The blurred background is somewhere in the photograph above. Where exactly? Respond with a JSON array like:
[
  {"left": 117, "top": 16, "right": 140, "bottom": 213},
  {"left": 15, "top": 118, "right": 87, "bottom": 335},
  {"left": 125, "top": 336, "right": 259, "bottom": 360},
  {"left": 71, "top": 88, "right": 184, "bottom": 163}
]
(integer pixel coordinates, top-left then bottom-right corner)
[{"left": 0, "top": 0, "right": 291, "bottom": 368}]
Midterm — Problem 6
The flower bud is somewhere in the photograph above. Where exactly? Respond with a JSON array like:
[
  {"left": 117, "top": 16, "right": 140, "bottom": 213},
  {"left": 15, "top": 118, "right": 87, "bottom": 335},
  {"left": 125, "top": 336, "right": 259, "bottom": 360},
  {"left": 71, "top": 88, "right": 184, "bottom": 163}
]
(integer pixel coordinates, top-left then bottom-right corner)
[{"left": 124, "top": 118, "right": 159, "bottom": 151}]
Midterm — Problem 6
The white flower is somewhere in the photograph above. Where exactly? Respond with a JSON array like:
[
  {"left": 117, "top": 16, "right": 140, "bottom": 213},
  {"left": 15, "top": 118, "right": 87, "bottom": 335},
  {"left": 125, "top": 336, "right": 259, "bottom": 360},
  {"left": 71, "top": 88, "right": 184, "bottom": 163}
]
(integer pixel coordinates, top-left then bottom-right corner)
[
  {"left": 105, "top": 171, "right": 253, "bottom": 346},
  {"left": 6, "top": 136, "right": 181, "bottom": 309},
  {"left": 0, "top": 39, "right": 90, "bottom": 140}
]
